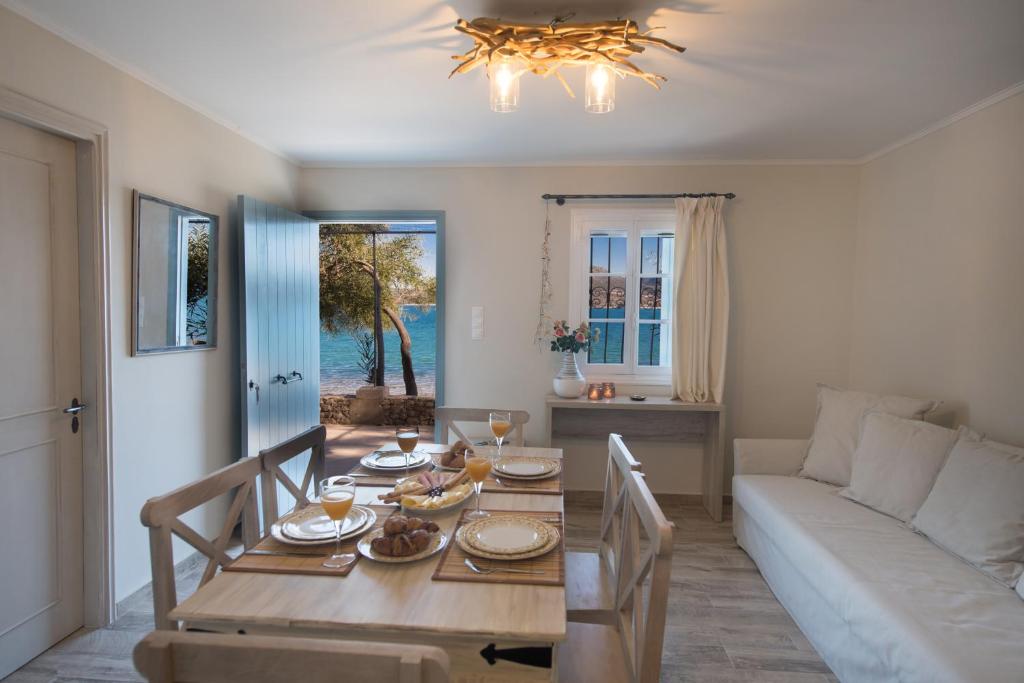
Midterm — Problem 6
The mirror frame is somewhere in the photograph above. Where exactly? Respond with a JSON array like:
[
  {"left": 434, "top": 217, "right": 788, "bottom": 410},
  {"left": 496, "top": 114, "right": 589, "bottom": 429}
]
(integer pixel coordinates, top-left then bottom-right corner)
[{"left": 132, "top": 190, "right": 219, "bottom": 356}]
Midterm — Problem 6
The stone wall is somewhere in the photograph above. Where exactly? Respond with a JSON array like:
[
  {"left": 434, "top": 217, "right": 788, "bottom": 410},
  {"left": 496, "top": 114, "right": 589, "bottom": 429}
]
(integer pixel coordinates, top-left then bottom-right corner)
[{"left": 320, "top": 394, "right": 435, "bottom": 426}]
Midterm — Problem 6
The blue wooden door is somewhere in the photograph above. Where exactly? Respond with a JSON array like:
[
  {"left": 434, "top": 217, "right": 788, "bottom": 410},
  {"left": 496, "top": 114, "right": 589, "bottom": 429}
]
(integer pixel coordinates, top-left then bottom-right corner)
[{"left": 239, "top": 196, "right": 319, "bottom": 512}]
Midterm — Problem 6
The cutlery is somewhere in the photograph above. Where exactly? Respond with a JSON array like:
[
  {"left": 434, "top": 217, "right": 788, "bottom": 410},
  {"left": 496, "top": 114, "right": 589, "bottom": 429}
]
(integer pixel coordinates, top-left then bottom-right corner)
[
  {"left": 464, "top": 558, "right": 544, "bottom": 575},
  {"left": 245, "top": 549, "right": 326, "bottom": 558}
]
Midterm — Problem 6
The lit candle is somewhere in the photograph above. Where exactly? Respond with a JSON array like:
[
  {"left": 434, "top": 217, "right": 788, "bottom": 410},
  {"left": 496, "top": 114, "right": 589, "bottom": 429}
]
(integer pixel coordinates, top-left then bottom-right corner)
[
  {"left": 602, "top": 382, "right": 616, "bottom": 399},
  {"left": 588, "top": 384, "right": 602, "bottom": 401}
]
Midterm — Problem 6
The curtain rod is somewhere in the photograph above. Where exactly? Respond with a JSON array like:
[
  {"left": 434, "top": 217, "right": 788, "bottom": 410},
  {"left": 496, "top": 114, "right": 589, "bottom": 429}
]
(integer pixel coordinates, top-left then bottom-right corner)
[{"left": 542, "top": 192, "right": 736, "bottom": 205}]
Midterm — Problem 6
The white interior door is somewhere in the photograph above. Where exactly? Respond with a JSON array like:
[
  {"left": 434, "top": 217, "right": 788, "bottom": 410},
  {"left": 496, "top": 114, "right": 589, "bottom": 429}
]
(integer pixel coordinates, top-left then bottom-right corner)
[
  {"left": 0, "top": 116, "right": 84, "bottom": 677},
  {"left": 239, "top": 196, "right": 319, "bottom": 512}
]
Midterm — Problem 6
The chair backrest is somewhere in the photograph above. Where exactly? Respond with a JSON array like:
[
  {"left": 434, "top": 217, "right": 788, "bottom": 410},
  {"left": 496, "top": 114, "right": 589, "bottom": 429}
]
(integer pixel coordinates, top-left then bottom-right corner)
[
  {"left": 598, "top": 434, "right": 643, "bottom": 576},
  {"left": 615, "top": 471, "right": 673, "bottom": 683},
  {"left": 434, "top": 407, "right": 530, "bottom": 447},
  {"left": 139, "top": 456, "right": 263, "bottom": 630},
  {"left": 133, "top": 631, "right": 451, "bottom": 683},
  {"left": 259, "top": 425, "right": 326, "bottom": 524}
]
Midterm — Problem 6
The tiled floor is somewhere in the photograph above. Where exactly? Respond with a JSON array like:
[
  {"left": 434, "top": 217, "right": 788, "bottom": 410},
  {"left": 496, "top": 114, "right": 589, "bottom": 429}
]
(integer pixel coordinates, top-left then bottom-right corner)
[{"left": 4, "top": 499, "right": 835, "bottom": 682}]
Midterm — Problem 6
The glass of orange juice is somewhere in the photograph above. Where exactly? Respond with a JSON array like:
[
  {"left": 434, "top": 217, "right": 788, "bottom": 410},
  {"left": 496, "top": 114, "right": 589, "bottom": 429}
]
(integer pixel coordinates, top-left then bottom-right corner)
[
  {"left": 465, "top": 455, "right": 492, "bottom": 520},
  {"left": 489, "top": 411, "right": 513, "bottom": 458},
  {"left": 396, "top": 425, "right": 420, "bottom": 472},
  {"left": 319, "top": 476, "right": 357, "bottom": 568}
]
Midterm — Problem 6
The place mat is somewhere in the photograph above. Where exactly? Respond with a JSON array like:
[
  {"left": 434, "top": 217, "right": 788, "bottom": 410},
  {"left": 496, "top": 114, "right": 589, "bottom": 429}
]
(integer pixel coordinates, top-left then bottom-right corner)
[
  {"left": 225, "top": 505, "right": 395, "bottom": 577},
  {"left": 348, "top": 463, "right": 430, "bottom": 486},
  {"left": 432, "top": 510, "right": 564, "bottom": 586},
  {"left": 482, "top": 470, "right": 563, "bottom": 496}
]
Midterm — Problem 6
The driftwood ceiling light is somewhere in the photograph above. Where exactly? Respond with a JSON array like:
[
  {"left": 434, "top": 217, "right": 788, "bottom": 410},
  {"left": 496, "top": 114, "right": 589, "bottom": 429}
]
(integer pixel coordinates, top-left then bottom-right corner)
[{"left": 450, "top": 16, "right": 686, "bottom": 113}]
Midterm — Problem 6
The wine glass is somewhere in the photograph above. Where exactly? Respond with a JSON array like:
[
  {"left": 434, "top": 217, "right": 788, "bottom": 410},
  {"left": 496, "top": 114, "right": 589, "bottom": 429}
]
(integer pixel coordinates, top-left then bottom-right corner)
[
  {"left": 396, "top": 425, "right": 420, "bottom": 472},
  {"left": 489, "top": 411, "right": 512, "bottom": 459},
  {"left": 465, "top": 455, "right": 492, "bottom": 520},
  {"left": 319, "top": 476, "right": 357, "bottom": 568}
]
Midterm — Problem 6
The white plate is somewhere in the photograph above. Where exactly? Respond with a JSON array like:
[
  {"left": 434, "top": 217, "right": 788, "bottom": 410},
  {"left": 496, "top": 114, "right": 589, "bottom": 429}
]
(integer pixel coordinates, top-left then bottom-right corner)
[
  {"left": 270, "top": 505, "right": 376, "bottom": 546},
  {"left": 462, "top": 516, "right": 552, "bottom": 555},
  {"left": 491, "top": 458, "right": 562, "bottom": 480},
  {"left": 400, "top": 486, "right": 476, "bottom": 516},
  {"left": 456, "top": 525, "right": 560, "bottom": 561},
  {"left": 493, "top": 458, "right": 556, "bottom": 478},
  {"left": 282, "top": 505, "right": 367, "bottom": 542},
  {"left": 360, "top": 449, "right": 431, "bottom": 471},
  {"left": 357, "top": 529, "right": 448, "bottom": 563}
]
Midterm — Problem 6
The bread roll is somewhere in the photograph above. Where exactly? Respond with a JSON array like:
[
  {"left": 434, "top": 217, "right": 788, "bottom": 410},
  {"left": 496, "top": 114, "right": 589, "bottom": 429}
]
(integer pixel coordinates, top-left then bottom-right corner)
[{"left": 383, "top": 515, "right": 409, "bottom": 536}]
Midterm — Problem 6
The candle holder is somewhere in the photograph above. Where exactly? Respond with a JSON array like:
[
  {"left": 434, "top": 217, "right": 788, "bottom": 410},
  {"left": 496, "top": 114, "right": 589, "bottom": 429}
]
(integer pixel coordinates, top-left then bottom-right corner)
[
  {"left": 602, "top": 382, "right": 616, "bottom": 399},
  {"left": 587, "top": 383, "right": 602, "bottom": 401}
]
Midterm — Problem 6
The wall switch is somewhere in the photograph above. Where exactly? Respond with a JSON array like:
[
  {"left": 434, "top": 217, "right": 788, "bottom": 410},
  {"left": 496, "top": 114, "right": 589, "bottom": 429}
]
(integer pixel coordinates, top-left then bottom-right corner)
[{"left": 471, "top": 306, "right": 484, "bottom": 340}]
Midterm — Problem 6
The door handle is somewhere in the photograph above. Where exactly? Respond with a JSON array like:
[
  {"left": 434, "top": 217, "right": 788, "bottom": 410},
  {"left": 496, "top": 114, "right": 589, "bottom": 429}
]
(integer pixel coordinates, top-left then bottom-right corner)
[
  {"left": 248, "top": 380, "right": 260, "bottom": 403},
  {"left": 63, "top": 398, "right": 85, "bottom": 434},
  {"left": 273, "top": 371, "right": 304, "bottom": 385}
]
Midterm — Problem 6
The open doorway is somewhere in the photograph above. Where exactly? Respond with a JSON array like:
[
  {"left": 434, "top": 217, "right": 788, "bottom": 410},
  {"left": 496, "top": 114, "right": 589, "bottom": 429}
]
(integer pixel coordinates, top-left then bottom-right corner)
[{"left": 309, "top": 212, "right": 444, "bottom": 473}]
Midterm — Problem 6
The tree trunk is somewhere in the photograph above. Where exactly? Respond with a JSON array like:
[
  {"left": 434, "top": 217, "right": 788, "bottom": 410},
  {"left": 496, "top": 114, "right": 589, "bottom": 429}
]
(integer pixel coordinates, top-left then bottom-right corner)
[{"left": 382, "top": 304, "right": 418, "bottom": 396}]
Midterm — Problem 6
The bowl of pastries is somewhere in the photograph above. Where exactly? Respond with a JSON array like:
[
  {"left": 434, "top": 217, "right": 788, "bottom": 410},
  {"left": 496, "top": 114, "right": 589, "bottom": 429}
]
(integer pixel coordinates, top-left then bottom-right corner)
[
  {"left": 379, "top": 469, "right": 475, "bottom": 514},
  {"left": 433, "top": 440, "right": 474, "bottom": 470},
  {"left": 357, "top": 514, "right": 446, "bottom": 563}
]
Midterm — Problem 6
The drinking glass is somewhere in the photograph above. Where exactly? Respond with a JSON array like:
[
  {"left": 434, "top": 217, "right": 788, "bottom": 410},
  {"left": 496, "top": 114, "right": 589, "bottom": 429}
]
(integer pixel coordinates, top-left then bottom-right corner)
[
  {"left": 465, "top": 455, "right": 492, "bottom": 520},
  {"left": 319, "top": 476, "right": 357, "bottom": 568},
  {"left": 489, "top": 411, "right": 512, "bottom": 459},
  {"left": 396, "top": 425, "right": 420, "bottom": 472}
]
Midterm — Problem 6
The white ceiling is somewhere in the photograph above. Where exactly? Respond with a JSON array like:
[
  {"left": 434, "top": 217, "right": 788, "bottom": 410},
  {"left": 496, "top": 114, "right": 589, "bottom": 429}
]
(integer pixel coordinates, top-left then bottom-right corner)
[{"left": 6, "top": 0, "right": 1024, "bottom": 165}]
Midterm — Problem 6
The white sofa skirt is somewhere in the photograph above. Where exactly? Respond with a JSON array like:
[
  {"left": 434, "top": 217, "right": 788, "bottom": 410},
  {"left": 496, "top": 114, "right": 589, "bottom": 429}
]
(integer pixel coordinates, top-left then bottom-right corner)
[{"left": 733, "top": 475, "right": 1024, "bottom": 683}]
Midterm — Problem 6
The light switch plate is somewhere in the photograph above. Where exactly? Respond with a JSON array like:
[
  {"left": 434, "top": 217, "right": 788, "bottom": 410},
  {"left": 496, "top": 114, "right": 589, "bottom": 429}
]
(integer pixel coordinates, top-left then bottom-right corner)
[{"left": 471, "top": 306, "right": 484, "bottom": 340}]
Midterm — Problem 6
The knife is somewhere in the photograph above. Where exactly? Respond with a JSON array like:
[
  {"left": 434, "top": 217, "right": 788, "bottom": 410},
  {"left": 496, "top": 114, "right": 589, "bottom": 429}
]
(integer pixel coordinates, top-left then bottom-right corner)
[{"left": 244, "top": 549, "right": 325, "bottom": 558}]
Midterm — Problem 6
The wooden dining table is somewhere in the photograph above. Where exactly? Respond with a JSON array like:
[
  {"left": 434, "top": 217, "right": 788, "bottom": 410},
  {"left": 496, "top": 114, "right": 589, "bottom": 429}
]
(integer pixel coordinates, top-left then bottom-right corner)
[{"left": 170, "top": 444, "right": 567, "bottom": 683}]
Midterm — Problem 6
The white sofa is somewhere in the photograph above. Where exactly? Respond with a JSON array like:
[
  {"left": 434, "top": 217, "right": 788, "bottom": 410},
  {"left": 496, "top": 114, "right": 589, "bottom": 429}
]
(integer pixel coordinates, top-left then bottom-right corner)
[{"left": 732, "top": 438, "right": 1024, "bottom": 683}]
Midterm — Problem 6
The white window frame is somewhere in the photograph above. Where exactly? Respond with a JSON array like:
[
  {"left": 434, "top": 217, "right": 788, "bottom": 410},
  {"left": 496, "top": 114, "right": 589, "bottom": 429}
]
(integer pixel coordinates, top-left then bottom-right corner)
[{"left": 569, "top": 208, "right": 676, "bottom": 385}]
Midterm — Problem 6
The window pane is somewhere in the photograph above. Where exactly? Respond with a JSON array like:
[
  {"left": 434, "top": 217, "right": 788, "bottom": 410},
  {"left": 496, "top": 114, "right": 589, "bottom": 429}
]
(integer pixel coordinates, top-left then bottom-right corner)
[
  {"left": 640, "top": 234, "right": 674, "bottom": 274},
  {"left": 638, "top": 322, "right": 671, "bottom": 367},
  {"left": 590, "top": 234, "right": 627, "bottom": 273},
  {"left": 639, "top": 277, "right": 667, "bottom": 320},
  {"left": 588, "top": 322, "right": 625, "bottom": 364},
  {"left": 589, "top": 275, "right": 626, "bottom": 319}
]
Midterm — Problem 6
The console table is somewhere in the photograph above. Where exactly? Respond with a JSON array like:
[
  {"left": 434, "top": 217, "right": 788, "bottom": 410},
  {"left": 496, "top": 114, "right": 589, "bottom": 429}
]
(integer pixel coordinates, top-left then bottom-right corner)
[{"left": 545, "top": 395, "right": 726, "bottom": 521}]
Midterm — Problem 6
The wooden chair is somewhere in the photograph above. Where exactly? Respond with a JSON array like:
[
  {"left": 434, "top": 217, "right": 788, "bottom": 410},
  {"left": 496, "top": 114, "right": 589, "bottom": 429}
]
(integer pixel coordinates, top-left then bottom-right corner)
[
  {"left": 139, "top": 456, "right": 262, "bottom": 630},
  {"left": 558, "top": 471, "right": 673, "bottom": 683},
  {"left": 434, "top": 407, "right": 530, "bottom": 446},
  {"left": 566, "top": 433, "right": 642, "bottom": 625},
  {"left": 133, "top": 631, "right": 450, "bottom": 683},
  {"left": 259, "top": 425, "right": 326, "bottom": 524}
]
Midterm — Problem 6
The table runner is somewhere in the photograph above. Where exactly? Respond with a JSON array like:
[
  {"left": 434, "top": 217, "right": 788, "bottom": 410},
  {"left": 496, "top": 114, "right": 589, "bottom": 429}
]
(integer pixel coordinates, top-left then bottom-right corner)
[
  {"left": 224, "top": 505, "right": 395, "bottom": 577},
  {"left": 432, "top": 509, "right": 565, "bottom": 586}
]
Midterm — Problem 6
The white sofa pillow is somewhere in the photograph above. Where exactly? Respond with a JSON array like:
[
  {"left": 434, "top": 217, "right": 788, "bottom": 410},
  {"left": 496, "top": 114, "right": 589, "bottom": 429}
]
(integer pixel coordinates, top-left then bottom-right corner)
[
  {"left": 912, "top": 438, "right": 1024, "bottom": 587},
  {"left": 800, "top": 384, "right": 939, "bottom": 486},
  {"left": 840, "top": 413, "right": 960, "bottom": 522}
]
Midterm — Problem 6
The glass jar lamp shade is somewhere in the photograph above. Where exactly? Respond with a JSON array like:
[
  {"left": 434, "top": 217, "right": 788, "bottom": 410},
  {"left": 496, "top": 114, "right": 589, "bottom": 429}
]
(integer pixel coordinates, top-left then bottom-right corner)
[
  {"left": 585, "top": 63, "right": 616, "bottom": 114},
  {"left": 488, "top": 54, "right": 523, "bottom": 113}
]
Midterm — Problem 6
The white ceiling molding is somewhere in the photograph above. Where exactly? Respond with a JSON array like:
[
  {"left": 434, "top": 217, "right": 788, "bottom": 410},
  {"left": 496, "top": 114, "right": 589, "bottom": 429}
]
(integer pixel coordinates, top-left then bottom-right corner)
[
  {"left": 0, "top": 0, "right": 299, "bottom": 165},
  {"left": 858, "top": 79, "right": 1024, "bottom": 165}
]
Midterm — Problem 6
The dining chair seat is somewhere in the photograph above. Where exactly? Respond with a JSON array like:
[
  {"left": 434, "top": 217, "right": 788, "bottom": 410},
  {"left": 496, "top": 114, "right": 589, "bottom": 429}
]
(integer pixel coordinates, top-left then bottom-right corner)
[
  {"left": 564, "top": 550, "right": 615, "bottom": 625},
  {"left": 133, "top": 631, "right": 450, "bottom": 683},
  {"left": 557, "top": 622, "right": 630, "bottom": 683}
]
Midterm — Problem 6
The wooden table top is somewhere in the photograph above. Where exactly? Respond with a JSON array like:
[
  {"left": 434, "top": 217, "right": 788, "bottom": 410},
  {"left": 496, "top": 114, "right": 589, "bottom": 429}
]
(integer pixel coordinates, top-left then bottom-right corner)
[{"left": 170, "top": 445, "right": 567, "bottom": 643}]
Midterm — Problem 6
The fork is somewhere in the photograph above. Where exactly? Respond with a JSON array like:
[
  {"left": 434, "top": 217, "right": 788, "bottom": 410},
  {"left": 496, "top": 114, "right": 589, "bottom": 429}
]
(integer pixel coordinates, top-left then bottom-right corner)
[{"left": 464, "top": 558, "right": 545, "bottom": 575}]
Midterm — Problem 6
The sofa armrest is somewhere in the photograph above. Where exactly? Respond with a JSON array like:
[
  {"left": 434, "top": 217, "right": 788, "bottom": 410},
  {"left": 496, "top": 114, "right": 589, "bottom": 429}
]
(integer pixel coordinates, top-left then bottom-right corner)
[{"left": 734, "top": 439, "right": 809, "bottom": 476}]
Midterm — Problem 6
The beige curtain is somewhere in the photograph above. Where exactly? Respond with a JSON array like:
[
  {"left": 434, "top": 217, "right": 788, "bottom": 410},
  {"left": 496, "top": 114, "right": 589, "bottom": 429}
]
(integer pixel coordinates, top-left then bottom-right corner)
[{"left": 671, "top": 196, "right": 729, "bottom": 403}]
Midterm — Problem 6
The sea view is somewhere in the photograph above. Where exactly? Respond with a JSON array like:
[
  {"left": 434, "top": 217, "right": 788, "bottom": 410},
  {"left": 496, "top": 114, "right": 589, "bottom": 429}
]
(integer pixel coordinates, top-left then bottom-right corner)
[{"left": 320, "top": 304, "right": 437, "bottom": 396}]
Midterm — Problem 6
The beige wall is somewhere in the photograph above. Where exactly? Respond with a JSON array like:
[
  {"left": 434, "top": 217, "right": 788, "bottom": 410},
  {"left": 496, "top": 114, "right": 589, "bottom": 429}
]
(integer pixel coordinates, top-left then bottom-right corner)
[
  {"left": 849, "top": 91, "right": 1024, "bottom": 445},
  {"left": 301, "top": 164, "right": 861, "bottom": 491},
  {"left": 0, "top": 6, "right": 299, "bottom": 601}
]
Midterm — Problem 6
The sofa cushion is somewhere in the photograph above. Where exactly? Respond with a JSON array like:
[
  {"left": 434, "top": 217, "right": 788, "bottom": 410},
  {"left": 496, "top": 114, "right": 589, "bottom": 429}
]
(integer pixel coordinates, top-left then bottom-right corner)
[
  {"left": 840, "top": 412, "right": 960, "bottom": 522},
  {"left": 912, "top": 438, "right": 1024, "bottom": 587},
  {"left": 800, "top": 384, "right": 938, "bottom": 486},
  {"left": 734, "top": 475, "right": 1024, "bottom": 682}
]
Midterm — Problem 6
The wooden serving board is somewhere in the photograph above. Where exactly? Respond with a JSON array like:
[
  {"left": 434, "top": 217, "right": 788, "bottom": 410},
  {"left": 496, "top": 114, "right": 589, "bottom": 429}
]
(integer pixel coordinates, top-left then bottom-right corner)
[
  {"left": 432, "top": 510, "right": 564, "bottom": 587},
  {"left": 225, "top": 505, "right": 395, "bottom": 577}
]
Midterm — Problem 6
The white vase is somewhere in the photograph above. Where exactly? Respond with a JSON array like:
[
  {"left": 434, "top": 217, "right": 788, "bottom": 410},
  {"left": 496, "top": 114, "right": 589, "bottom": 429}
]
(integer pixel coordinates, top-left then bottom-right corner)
[{"left": 553, "top": 351, "right": 586, "bottom": 398}]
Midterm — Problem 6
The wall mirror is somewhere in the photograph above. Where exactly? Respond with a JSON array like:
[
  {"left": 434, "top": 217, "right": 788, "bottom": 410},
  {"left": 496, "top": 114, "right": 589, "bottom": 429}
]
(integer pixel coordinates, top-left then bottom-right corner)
[{"left": 133, "top": 191, "right": 218, "bottom": 355}]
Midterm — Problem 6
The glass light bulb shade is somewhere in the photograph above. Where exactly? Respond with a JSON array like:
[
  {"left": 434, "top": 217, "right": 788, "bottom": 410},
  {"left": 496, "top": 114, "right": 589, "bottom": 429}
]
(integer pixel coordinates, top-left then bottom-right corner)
[
  {"left": 585, "top": 63, "right": 616, "bottom": 114},
  {"left": 488, "top": 54, "right": 523, "bottom": 113}
]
